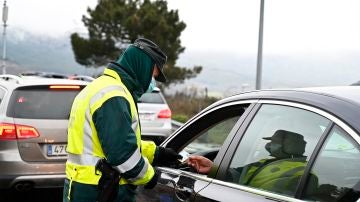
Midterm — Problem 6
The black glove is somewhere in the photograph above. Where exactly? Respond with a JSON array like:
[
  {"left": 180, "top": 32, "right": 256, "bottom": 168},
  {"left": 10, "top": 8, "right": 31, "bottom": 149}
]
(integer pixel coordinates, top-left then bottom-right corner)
[
  {"left": 154, "top": 147, "right": 182, "bottom": 167},
  {"left": 144, "top": 169, "right": 161, "bottom": 189}
]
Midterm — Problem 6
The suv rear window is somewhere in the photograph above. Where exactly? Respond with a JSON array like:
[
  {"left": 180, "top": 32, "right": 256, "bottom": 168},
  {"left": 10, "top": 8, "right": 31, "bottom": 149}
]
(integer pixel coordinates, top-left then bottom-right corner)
[
  {"left": 138, "top": 92, "right": 165, "bottom": 104},
  {"left": 7, "top": 86, "right": 82, "bottom": 119}
]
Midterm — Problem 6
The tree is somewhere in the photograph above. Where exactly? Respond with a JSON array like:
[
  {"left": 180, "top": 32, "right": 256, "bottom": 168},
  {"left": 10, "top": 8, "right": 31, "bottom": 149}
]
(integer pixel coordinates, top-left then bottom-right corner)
[{"left": 71, "top": 0, "right": 202, "bottom": 86}]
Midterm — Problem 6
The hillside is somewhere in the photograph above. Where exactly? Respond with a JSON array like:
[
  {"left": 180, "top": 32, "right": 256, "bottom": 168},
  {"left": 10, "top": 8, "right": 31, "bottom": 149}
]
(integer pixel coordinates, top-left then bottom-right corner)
[
  {"left": 2, "top": 28, "right": 360, "bottom": 96},
  {"left": 5, "top": 28, "right": 100, "bottom": 76}
]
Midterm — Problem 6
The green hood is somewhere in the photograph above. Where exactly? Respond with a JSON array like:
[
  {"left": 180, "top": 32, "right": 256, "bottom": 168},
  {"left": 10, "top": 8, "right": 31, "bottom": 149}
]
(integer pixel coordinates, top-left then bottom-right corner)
[{"left": 108, "top": 46, "right": 154, "bottom": 101}]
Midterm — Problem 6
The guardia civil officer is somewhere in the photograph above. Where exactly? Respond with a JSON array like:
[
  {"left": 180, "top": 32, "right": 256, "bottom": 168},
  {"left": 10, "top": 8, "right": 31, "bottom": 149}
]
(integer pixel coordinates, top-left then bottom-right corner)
[{"left": 63, "top": 38, "right": 181, "bottom": 202}]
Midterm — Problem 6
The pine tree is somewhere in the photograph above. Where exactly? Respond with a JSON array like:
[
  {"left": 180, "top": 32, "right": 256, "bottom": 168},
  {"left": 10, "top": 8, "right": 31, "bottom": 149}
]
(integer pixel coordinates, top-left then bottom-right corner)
[{"left": 71, "top": 0, "right": 202, "bottom": 86}]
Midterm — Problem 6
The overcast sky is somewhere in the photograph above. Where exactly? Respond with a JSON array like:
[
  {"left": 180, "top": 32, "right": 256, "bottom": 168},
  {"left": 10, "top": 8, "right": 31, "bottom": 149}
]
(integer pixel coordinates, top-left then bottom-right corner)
[{"left": 7, "top": 0, "right": 360, "bottom": 55}]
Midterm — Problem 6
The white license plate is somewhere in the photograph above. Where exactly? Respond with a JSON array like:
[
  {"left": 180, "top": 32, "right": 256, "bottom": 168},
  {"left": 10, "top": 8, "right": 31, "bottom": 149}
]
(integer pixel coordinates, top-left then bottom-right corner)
[
  {"left": 139, "top": 113, "right": 153, "bottom": 121},
  {"left": 47, "top": 144, "right": 67, "bottom": 156}
]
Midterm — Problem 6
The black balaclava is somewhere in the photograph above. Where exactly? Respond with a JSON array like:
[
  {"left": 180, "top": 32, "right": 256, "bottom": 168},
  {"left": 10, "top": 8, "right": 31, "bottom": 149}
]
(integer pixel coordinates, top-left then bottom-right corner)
[{"left": 115, "top": 45, "right": 154, "bottom": 100}]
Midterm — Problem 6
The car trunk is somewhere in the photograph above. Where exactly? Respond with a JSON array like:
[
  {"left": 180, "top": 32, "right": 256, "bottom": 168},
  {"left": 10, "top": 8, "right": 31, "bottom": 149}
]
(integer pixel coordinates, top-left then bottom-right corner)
[
  {"left": 7, "top": 85, "right": 83, "bottom": 162},
  {"left": 138, "top": 103, "right": 170, "bottom": 127},
  {"left": 13, "top": 118, "right": 69, "bottom": 162},
  {"left": 138, "top": 91, "right": 171, "bottom": 128}
]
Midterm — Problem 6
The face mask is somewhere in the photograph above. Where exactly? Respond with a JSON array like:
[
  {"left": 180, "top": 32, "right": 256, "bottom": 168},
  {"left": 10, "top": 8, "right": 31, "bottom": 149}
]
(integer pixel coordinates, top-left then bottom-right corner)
[
  {"left": 146, "top": 78, "right": 156, "bottom": 93},
  {"left": 265, "top": 142, "right": 285, "bottom": 158}
]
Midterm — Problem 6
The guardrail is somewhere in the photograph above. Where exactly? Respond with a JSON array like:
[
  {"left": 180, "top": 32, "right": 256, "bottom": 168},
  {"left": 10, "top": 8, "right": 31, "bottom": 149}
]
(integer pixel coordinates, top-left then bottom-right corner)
[{"left": 171, "top": 120, "right": 184, "bottom": 132}]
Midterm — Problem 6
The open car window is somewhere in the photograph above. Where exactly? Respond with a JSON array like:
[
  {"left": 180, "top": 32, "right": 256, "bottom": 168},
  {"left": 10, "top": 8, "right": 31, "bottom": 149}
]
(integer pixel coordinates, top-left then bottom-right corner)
[
  {"left": 181, "top": 116, "right": 241, "bottom": 161},
  {"left": 165, "top": 103, "right": 251, "bottom": 163}
]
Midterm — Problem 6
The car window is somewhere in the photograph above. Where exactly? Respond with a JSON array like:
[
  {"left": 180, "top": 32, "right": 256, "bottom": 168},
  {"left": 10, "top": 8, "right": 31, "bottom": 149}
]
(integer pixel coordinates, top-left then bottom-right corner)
[
  {"left": 225, "top": 104, "right": 330, "bottom": 197},
  {"left": 303, "top": 125, "right": 360, "bottom": 202},
  {"left": 7, "top": 87, "right": 82, "bottom": 119},
  {"left": 138, "top": 92, "right": 165, "bottom": 104},
  {"left": 182, "top": 116, "right": 240, "bottom": 159},
  {"left": 167, "top": 104, "right": 250, "bottom": 161}
]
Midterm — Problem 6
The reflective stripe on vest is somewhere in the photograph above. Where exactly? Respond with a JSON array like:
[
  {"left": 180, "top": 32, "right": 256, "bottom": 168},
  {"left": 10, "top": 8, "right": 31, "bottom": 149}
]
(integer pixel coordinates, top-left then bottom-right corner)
[{"left": 68, "top": 148, "right": 143, "bottom": 175}]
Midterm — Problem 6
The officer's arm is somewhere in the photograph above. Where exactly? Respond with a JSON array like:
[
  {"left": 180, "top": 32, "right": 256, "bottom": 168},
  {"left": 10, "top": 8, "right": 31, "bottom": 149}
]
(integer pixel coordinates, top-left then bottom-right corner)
[{"left": 93, "top": 97, "right": 155, "bottom": 185}]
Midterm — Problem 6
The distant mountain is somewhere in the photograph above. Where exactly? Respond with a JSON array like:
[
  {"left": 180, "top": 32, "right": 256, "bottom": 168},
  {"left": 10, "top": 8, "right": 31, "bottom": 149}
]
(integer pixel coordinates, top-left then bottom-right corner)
[
  {"left": 5, "top": 28, "right": 100, "bottom": 76},
  {"left": 3, "top": 28, "right": 360, "bottom": 96},
  {"left": 176, "top": 50, "right": 360, "bottom": 95},
  {"left": 0, "top": 59, "right": 26, "bottom": 74}
]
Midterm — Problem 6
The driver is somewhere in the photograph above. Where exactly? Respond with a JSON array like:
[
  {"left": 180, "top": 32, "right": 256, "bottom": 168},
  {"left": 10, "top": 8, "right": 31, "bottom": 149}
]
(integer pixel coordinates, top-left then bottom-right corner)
[{"left": 185, "top": 130, "right": 317, "bottom": 195}]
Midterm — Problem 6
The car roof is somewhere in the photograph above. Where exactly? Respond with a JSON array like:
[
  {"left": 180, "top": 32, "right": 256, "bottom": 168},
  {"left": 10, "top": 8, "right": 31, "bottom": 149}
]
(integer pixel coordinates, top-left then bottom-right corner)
[
  {"left": 299, "top": 86, "right": 360, "bottom": 104},
  {"left": 18, "top": 78, "right": 88, "bottom": 86},
  {"left": 0, "top": 76, "right": 88, "bottom": 90},
  {"left": 210, "top": 86, "right": 360, "bottom": 133}
]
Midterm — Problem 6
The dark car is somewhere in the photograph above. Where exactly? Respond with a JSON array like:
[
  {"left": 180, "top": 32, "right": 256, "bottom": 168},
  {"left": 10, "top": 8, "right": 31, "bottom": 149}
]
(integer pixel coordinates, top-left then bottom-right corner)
[{"left": 137, "top": 86, "right": 360, "bottom": 202}]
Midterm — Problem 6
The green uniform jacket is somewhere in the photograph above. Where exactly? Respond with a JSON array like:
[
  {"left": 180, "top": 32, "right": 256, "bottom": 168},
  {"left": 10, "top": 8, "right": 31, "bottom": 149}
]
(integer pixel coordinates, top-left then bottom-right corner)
[{"left": 63, "top": 46, "right": 160, "bottom": 202}]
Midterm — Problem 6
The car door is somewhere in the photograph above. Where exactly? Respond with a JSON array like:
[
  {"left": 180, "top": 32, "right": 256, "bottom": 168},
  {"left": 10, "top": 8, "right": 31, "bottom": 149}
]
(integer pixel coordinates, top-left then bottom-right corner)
[
  {"left": 136, "top": 101, "right": 256, "bottom": 202},
  {"left": 196, "top": 101, "right": 336, "bottom": 202}
]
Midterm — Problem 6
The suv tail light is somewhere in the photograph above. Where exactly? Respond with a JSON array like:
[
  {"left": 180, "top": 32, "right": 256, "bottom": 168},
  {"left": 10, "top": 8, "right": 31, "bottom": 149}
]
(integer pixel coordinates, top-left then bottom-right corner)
[
  {"left": 0, "top": 123, "right": 40, "bottom": 140},
  {"left": 157, "top": 109, "right": 172, "bottom": 119}
]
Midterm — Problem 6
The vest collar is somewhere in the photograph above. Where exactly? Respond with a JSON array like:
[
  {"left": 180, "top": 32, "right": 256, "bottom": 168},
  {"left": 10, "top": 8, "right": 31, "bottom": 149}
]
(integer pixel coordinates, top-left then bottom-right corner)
[{"left": 103, "top": 68, "right": 121, "bottom": 82}]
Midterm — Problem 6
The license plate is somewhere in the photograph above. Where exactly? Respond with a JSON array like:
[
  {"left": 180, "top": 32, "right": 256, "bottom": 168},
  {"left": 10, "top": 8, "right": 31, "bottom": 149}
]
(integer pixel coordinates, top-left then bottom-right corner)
[
  {"left": 47, "top": 144, "right": 67, "bottom": 156},
  {"left": 139, "top": 113, "right": 153, "bottom": 121}
]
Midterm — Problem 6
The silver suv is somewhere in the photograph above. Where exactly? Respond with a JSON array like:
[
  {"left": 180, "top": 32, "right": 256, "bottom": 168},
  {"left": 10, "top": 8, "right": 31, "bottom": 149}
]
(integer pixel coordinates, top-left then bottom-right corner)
[
  {"left": 138, "top": 87, "right": 172, "bottom": 145},
  {"left": 0, "top": 75, "right": 87, "bottom": 191}
]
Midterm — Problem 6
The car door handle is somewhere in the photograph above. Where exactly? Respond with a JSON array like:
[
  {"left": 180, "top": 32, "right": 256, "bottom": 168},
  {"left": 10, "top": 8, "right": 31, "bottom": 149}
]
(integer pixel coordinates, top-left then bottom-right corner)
[{"left": 174, "top": 184, "right": 192, "bottom": 201}]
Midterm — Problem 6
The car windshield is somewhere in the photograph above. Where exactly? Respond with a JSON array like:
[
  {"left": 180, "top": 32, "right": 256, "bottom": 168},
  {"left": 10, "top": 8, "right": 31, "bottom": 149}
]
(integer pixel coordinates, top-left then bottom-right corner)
[
  {"left": 7, "top": 87, "right": 81, "bottom": 119},
  {"left": 138, "top": 92, "right": 165, "bottom": 104}
]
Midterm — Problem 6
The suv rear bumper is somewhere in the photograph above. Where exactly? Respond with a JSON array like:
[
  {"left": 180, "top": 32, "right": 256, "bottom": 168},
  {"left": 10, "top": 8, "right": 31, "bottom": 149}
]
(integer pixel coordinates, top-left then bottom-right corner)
[
  {"left": 0, "top": 161, "right": 65, "bottom": 189},
  {"left": 0, "top": 174, "right": 66, "bottom": 189}
]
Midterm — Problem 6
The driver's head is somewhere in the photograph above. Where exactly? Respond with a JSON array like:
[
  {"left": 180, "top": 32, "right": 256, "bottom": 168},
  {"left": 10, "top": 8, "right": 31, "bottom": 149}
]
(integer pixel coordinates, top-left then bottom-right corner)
[{"left": 264, "top": 130, "right": 307, "bottom": 158}]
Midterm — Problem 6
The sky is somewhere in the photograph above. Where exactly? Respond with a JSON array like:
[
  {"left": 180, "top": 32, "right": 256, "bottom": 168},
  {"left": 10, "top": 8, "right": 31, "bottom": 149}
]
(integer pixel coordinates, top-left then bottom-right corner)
[
  {"left": 7, "top": 0, "right": 360, "bottom": 55},
  {"left": 4, "top": 0, "right": 360, "bottom": 92}
]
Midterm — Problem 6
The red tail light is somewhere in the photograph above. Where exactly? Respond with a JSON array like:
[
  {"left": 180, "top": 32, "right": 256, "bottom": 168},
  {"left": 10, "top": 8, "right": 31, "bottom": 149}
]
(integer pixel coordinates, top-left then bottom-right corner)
[
  {"left": 157, "top": 109, "right": 172, "bottom": 119},
  {"left": 16, "top": 125, "right": 40, "bottom": 139},
  {"left": 0, "top": 123, "right": 16, "bottom": 139},
  {"left": 0, "top": 123, "right": 40, "bottom": 140}
]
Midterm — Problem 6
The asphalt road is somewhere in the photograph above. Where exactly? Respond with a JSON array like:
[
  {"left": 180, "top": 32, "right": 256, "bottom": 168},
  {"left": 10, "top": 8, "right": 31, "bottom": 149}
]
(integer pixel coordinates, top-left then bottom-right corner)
[{"left": 0, "top": 188, "right": 63, "bottom": 202}]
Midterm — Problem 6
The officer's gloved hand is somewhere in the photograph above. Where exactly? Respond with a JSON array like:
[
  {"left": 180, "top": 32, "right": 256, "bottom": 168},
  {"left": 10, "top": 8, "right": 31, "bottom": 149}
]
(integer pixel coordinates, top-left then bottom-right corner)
[
  {"left": 154, "top": 147, "right": 182, "bottom": 167},
  {"left": 144, "top": 169, "right": 161, "bottom": 189}
]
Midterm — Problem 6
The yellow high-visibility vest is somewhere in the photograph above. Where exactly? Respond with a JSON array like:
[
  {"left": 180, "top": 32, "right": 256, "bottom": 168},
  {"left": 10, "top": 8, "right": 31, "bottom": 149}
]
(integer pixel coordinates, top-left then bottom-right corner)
[{"left": 65, "top": 68, "right": 157, "bottom": 186}]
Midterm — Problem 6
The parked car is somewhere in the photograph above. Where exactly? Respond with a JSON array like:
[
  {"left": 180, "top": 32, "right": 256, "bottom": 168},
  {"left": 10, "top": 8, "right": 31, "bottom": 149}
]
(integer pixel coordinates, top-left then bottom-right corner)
[
  {"left": 137, "top": 86, "right": 360, "bottom": 202},
  {"left": 138, "top": 87, "right": 172, "bottom": 145},
  {"left": 0, "top": 75, "right": 87, "bottom": 191},
  {"left": 19, "top": 71, "right": 69, "bottom": 79},
  {"left": 68, "top": 75, "right": 95, "bottom": 82}
]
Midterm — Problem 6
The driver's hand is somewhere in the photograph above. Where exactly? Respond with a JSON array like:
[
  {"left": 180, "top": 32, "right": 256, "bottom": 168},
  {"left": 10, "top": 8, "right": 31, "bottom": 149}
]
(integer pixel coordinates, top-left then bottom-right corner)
[{"left": 185, "top": 155, "right": 213, "bottom": 174}]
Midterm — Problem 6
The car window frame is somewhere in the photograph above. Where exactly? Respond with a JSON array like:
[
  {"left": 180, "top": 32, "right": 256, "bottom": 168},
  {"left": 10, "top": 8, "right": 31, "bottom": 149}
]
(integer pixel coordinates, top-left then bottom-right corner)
[
  {"left": 161, "top": 100, "right": 258, "bottom": 177},
  {"left": 215, "top": 100, "right": 360, "bottom": 201},
  {"left": 162, "top": 100, "right": 257, "bottom": 149}
]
